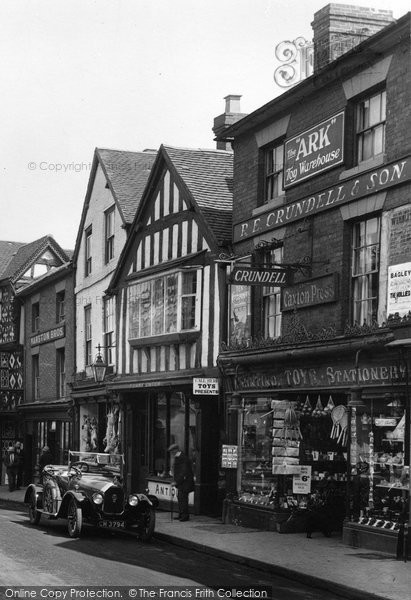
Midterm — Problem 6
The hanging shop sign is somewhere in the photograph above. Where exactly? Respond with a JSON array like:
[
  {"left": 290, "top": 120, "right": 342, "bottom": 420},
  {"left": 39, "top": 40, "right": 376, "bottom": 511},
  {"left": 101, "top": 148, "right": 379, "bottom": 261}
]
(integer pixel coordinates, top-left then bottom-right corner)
[
  {"left": 30, "top": 325, "right": 65, "bottom": 346},
  {"left": 233, "top": 155, "right": 411, "bottom": 242},
  {"left": 221, "top": 445, "right": 238, "bottom": 468},
  {"left": 229, "top": 266, "right": 289, "bottom": 286},
  {"left": 193, "top": 377, "right": 219, "bottom": 395},
  {"left": 387, "top": 262, "right": 411, "bottom": 317},
  {"left": 284, "top": 111, "right": 345, "bottom": 188},
  {"left": 282, "top": 273, "right": 338, "bottom": 311},
  {"left": 292, "top": 465, "right": 312, "bottom": 494}
]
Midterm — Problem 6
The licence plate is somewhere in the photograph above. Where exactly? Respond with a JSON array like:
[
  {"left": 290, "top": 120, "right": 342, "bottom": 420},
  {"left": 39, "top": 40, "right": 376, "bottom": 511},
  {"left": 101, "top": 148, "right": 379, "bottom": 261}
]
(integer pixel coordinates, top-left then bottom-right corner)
[{"left": 98, "top": 520, "right": 125, "bottom": 529}]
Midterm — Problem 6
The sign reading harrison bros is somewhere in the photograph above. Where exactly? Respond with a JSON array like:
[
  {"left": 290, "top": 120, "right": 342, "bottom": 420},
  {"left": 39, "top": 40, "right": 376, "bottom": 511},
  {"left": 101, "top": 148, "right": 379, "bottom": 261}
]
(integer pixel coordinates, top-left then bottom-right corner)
[
  {"left": 233, "top": 157, "right": 411, "bottom": 243},
  {"left": 30, "top": 325, "right": 65, "bottom": 346}
]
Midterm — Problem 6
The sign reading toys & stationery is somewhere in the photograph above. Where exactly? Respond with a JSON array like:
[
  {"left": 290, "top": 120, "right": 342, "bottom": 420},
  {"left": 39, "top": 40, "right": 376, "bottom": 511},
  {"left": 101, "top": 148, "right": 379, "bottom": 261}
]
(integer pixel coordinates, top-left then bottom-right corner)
[{"left": 284, "top": 112, "right": 344, "bottom": 188}]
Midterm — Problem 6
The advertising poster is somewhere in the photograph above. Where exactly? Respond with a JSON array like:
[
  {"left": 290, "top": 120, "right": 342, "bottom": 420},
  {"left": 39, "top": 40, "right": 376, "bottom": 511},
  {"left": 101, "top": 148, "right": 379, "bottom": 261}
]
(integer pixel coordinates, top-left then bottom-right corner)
[
  {"left": 229, "top": 284, "right": 251, "bottom": 343},
  {"left": 387, "top": 262, "right": 411, "bottom": 317}
]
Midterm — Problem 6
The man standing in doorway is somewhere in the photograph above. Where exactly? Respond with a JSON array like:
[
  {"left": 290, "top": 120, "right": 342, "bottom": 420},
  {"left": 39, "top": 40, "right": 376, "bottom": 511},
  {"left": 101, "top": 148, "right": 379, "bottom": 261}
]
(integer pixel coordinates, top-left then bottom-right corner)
[
  {"left": 168, "top": 443, "right": 194, "bottom": 522},
  {"left": 3, "top": 445, "right": 18, "bottom": 491}
]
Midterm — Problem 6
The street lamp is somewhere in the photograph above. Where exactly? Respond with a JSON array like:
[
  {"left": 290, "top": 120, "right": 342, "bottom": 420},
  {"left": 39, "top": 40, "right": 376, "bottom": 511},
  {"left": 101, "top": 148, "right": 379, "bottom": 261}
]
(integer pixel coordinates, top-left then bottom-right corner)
[{"left": 92, "top": 345, "right": 107, "bottom": 383}]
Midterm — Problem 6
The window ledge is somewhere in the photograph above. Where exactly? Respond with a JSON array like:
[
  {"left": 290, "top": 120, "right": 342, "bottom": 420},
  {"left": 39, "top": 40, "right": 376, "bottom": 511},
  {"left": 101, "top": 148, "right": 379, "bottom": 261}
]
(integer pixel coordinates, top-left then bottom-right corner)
[
  {"left": 129, "top": 331, "right": 200, "bottom": 348},
  {"left": 252, "top": 196, "right": 285, "bottom": 216},
  {"left": 339, "top": 154, "right": 385, "bottom": 180}
]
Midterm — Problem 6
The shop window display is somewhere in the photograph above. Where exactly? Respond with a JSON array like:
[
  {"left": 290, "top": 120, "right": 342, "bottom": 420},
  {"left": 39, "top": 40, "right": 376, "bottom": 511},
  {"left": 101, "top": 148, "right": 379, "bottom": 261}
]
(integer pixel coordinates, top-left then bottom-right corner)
[
  {"left": 237, "top": 395, "right": 348, "bottom": 531},
  {"left": 348, "top": 395, "right": 409, "bottom": 531}
]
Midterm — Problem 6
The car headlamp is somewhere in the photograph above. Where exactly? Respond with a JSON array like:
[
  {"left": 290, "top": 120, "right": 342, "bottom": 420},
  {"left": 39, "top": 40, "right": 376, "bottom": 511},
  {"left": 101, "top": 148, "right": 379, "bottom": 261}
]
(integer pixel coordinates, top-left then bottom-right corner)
[
  {"left": 92, "top": 492, "right": 104, "bottom": 505},
  {"left": 128, "top": 494, "right": 139, "bottom": 507}
]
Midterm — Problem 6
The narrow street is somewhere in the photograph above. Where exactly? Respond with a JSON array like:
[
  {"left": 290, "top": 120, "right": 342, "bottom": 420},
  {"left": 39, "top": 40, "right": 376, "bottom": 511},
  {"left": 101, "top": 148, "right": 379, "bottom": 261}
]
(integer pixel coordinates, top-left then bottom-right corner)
[{"left": 0, "top": 504, "right": 346, "bottom": 600}]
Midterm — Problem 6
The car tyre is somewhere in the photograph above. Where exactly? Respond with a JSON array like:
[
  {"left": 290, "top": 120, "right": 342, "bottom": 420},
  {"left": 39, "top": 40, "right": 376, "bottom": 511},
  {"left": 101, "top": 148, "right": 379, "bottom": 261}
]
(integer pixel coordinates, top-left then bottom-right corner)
[
  {"left": 139, "top": 508, "right": 155, "bottom": 542},
  {"left": 67, "top": 498, "right": 82, "bottom": 538},
  {"left": 28, "top": 490, "right": 41, "bottom": 525}
]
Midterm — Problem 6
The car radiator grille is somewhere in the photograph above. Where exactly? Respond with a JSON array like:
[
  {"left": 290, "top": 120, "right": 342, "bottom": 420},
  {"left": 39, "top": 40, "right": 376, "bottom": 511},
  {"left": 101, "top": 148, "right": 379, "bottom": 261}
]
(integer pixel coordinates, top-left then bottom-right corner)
[{"left": 103, "top": 487, "right": 124, "bottom": 515}]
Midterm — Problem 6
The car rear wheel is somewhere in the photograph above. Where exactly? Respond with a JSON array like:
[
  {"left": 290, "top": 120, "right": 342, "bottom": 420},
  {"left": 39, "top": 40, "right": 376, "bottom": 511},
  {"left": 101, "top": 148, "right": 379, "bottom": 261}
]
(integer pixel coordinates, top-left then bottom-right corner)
[
  {"left": 28, "top": 490, "right": 41, "bottom": 525},
  {"left": 139, "top": 508, "right": 155, "bottom": 542},
  {"left": 67, "top": 498, "right": 82, "bottom": 538}
]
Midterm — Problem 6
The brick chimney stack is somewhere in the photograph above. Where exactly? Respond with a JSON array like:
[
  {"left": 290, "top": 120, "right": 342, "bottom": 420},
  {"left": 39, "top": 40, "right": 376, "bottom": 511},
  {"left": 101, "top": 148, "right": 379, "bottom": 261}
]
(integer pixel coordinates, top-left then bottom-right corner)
[
  {"left": 311, "top": 4, "right": 394, "bottom": 72},
  {"left": 213, "top": 95, "right": 247, "bottom": 150}
]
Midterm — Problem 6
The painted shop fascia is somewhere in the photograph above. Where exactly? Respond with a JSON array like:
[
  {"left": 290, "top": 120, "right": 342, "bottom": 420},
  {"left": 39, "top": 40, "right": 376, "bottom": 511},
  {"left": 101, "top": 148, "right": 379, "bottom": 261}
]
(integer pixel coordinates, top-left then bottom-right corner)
[{"left": 234, "top": 156, "right": 411, "bottom": 243}]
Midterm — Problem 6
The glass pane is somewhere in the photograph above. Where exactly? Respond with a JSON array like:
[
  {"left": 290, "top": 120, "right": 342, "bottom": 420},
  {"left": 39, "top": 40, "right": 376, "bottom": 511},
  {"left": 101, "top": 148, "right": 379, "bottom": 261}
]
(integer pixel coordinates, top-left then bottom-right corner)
[
  {"left": 369, "top": 93, "right": 381, "bottom": 126},
  {"left": 381, "top": 90, "right": 386, "bottom": 120},
  {"left": 182, "top": 272, "right": 196, "bottom": 295},
  {"left": 366, "top": 217, "right": 379, "bottom": 245},
  {"left": 275, "top": 145, "right": 284, "bottom": 169},
  {"left": 154, "top": 394, "right": 167, "bottom": 476},
  {"left": 373, "top": 124, "right": 384, "bottom": 155},
  {"left": 361, "top": 130, "right": 373, "bottom": 161},
  {"left": 129, "top": 288, "right": 140, "bottom": 338},
  {"left": 165, "top": 275, "right": 178, "bottom": 333},
  {"left": 153, "top": 279, "right": 164, "bottom": 335},
  {"left": 140, "top": 282, "right": 152, "bottom": 337},
  {"left": 182, "top": 296, "right": 196, "bottom": 330}
]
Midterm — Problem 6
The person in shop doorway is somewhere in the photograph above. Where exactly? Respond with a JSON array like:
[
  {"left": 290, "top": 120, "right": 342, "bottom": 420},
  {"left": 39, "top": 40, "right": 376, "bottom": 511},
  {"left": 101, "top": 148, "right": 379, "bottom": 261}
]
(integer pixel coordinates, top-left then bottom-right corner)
[
  {"left": 39, "top": 446, "right": 53, "bottom": 472},
  {"left": 168, "top": 443, "right": 194, "bottom": 522},
  {"left": 14, "top": 441, "right": 24, "bottom": 489},
  {"left": 3, "top": 445, "right": 18, "bottom": 492}
]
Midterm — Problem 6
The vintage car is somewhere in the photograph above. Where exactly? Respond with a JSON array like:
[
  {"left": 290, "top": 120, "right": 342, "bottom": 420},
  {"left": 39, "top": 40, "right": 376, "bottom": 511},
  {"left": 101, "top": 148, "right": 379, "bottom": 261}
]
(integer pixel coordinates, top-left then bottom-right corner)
[{"left": 24, "top": 451, "right": 158, "bottom": 541}]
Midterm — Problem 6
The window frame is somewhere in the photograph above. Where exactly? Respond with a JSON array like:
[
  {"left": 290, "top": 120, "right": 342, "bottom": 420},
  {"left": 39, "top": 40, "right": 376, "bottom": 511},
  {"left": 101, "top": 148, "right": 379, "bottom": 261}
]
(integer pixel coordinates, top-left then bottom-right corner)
[
  {"left": 85, "top": 226, "right": 92, "bottom": 277},
  {"left": 32, "top": 302, "right": 40, "bottom": 333},
  {"left": 57, "top": 348, "right": 65, "bottom": 398},
  {"left": 264, "top": 142, "right": 285, "bottom": 204},
  {"left": 355, "top": 89, "right": 386, "bottom": 165},
  {"left": 128, "top": 270, "right": 201, "bottom": 340},
  {"left": 56, "top": 291, "right": 65, "bottom": 323},
  {"left": 104, "top": 207, "right": 115, "bottom": 264},
  {"left": 103, "top": 296, "right": 115, "bottom": 365},
  {"left": 262, "top": 247, "right": 283, "bottom": 338},
  {"left": 84, "top": 305, "right": 92, "bottom": 366},
  {"left": 32, "top": 355, "right": 40, "bottom": 400},
  {"left": 351, "top": 216, "right": 381, "bottom": 326}
]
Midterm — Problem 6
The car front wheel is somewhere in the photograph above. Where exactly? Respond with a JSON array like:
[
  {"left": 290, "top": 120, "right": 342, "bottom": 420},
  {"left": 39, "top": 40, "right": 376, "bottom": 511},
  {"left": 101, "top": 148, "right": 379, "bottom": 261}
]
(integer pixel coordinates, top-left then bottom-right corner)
[
  {"left": 28, "top": 490, "right": 41, "bottom": 525},
  {"left": 139, "top": 508, "right": 155, "bottom": 542},
  {"left": 67, "top": 498, "right": 82, "bottom": 538}
]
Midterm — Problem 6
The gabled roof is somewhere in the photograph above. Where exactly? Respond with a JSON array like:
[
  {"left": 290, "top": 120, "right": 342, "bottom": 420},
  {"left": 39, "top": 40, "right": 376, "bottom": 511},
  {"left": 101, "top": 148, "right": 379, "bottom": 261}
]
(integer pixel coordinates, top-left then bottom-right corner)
[
  {"left": 0, "top": 241, "right": 26, "bottom": 279},
  {"left": 108, "top": 144, "right": 233, "bottom": 291},
  {"left": 73, "top": 148, "right": 157, "bottom": 263},
  {"left": 162, "top": 145, "right": 233, "bottom": 246},
  {"left": 15, "top": 262, "right": 72, "bottom": 298},
  {"left": 97, "top": 148, "right": 157, "bottom": 224},
  {"left": 0, "top": 235, "right": 70, "bottom": 285}
]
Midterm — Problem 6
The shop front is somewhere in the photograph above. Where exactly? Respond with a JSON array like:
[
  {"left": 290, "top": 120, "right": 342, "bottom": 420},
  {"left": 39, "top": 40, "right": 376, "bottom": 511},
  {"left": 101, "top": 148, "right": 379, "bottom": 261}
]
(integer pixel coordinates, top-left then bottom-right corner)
[
  {"left": 219, "top": 330, "right": 410, "bottom": 556},
  {"left": 111, "top": 375, "right": 221, "bottom": 517}
]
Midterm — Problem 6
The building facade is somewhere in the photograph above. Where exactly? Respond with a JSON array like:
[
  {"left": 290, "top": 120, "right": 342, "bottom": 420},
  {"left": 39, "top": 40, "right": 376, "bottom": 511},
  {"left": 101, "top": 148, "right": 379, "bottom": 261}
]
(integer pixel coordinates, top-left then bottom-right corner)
[
  {"left": 106, "top": 145, "right": 233, "bottom": 515},
  {"left": 70, "top": 148, "right": 156, "bottom": 464},
  {"left": 16, "top": 262, "right": 74, "bottom": 482},
  {"left": 0, "top": 236, "right": 70, "bottom": 484},
  {"left": 216, "top": 6, "right": 410, "bottom": 556}
]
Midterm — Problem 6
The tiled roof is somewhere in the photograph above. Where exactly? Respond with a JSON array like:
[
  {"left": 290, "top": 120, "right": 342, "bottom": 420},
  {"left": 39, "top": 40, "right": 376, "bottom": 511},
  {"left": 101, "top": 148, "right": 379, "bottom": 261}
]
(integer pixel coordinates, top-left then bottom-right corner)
[
  {"left": 163, "top": 146, "right": 233, "bottom": 246},
  {"left": 97, "top": 148, "right": 157, "bottom": 224},
  {"left": 0, "top": 241, "right": 26, "bottom": 278},
  {"left": 0, "top": 235, "right": 69, "bottom": 283}
]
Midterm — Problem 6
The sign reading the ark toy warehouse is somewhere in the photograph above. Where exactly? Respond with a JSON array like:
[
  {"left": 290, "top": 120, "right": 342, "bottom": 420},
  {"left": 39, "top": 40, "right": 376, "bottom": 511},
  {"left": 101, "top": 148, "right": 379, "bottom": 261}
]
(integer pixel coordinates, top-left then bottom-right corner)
[{"left": 284, "top": 111, "right": 345, "bottom": 188}]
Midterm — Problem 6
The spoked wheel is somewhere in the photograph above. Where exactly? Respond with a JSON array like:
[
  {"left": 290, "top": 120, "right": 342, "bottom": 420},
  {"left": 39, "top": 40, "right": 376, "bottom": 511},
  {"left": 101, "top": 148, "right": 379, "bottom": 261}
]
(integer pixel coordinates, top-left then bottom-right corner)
[
  {"left": 28, "top": 490, "right": 41, "bottom": 525},
  {"left": 139, "top": 508, "right": 155, "bottom": 542},
  {"left": 67, "top": 498, "right": 82, "bottom": 538}
]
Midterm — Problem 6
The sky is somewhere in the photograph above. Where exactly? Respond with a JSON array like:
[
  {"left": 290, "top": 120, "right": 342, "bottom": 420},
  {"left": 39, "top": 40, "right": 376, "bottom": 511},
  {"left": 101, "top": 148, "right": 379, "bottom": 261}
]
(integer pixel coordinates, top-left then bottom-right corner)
[{"left": 0, "top": 0, "right": 409, "bottom": 251}]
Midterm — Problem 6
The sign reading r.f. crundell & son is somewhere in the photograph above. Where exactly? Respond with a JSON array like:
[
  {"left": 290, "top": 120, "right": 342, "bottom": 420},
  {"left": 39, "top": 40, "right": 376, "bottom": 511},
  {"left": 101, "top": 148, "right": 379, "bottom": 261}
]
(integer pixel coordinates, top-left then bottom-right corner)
[{"left": 234, "top": 156, "right": 411, "bottom": 243}]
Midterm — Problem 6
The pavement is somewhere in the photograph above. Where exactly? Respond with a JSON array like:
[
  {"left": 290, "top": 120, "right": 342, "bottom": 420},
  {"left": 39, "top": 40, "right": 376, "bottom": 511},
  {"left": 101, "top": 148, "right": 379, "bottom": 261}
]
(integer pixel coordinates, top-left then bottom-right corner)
[{"left": 0, "top": 485, "right": 409, "bottom": 600}]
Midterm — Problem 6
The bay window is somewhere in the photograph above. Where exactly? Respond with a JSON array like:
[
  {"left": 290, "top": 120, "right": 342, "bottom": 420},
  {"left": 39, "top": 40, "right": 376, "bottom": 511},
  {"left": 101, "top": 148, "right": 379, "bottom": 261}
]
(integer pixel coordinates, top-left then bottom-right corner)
[{"left": 129, "top": 270, "right": 200, "bottom": 339}]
